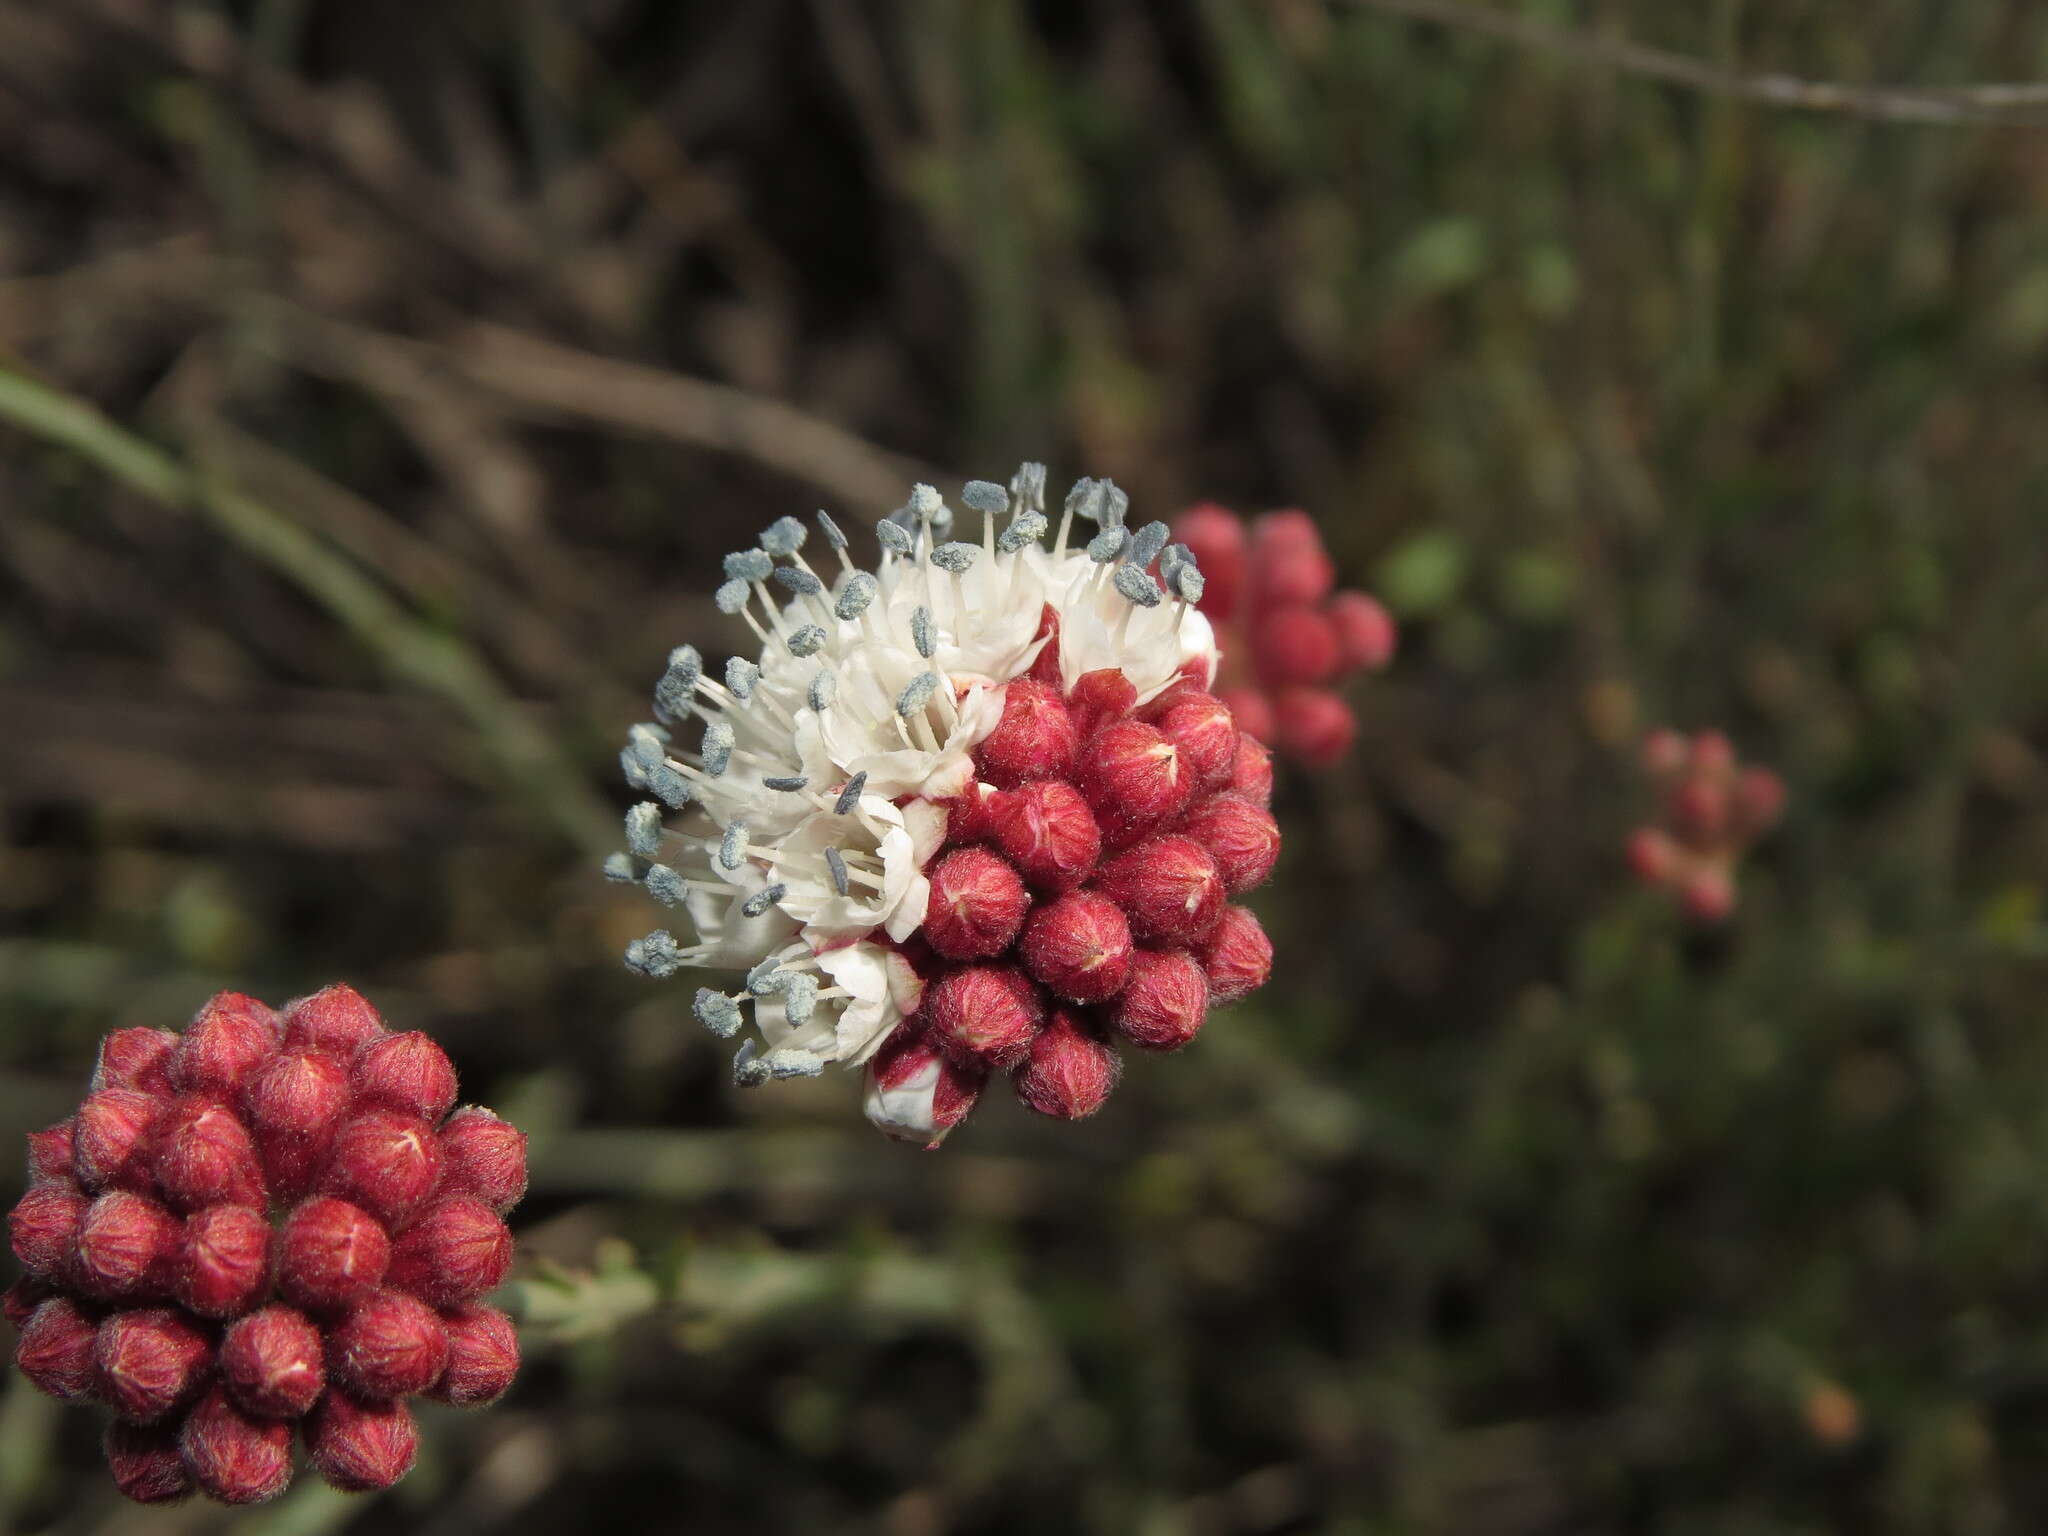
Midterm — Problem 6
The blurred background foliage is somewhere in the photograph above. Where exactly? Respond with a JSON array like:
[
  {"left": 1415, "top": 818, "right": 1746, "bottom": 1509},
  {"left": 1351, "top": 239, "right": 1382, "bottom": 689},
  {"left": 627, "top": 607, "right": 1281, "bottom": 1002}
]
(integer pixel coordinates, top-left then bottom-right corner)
[{"left": 4, "top": 1, "right": 2048, "bottom": 1532}]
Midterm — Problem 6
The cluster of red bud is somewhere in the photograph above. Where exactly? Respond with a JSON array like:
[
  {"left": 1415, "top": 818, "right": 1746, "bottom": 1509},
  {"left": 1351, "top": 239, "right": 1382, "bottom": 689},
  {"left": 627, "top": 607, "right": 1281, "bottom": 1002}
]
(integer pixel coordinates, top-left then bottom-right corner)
[
  {"left": 6, "top": 986, "right": 526, "bottom": 1506},
  {"left": 872, "top": 625, "right": 1280, "bottom": 1145},
  {"left": 1170, "top": 505, "right": 1396, "bottom": 765},
  {"left": 1626, "top": 730, "right": 1786, "bottom": 923}
]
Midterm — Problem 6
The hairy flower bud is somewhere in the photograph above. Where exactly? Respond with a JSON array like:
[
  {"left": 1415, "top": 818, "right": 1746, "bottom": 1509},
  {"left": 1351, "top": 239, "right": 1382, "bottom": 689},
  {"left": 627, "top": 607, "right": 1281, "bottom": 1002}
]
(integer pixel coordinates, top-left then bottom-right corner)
[
  {"left": 1111, "top": 948, "right": 1210, "bottom": 1051},
  {"left": 75, "top": 1191, "right": 180, "bottom": 1301},
  {"left": 972, "top": 678, "right": 1079, "bottom": 788},
  {"left": 275, "top": 1197, "right": 390, "bottom": 1313},
  {"left": 1198, "top": 905, "right": 1273, "bottom": 1005},
  {"left": 318, "top": 1109, "right": 443, "bottom": 1227},
  {"left": 1626, "top": 826, "right": 1677, "bottom": 884},
  {"left": 16, "top": 1296, "right": 101, "bottom": 1401},
  {"left": 329, "top": 1289, "right": 451, "bottom": 1400},
  {"left": 9, "top": 1184, "right": 89, "bottom": 1281},
  {"left": 25, "top": 1119, "right": 76, "bottom": 1185},
  {"left": 1019, "top": 891, "right": 1134, "bottom": 1004},
  {"left": 989, "top": 781, "right": 1102, "bottom": 893},
  {"left": 2, "top": 1279, "right": 49, "bottom": 1330},
  {"left": 427, "top": 1303, "right": 520, "bottom": 1406},
  {"left": 353, "top": 1032, "right": 459, "bottom": 1124},
  {"left": 154, "top": 1098, "right": 266, "bottom": 1212},
  {"left": 1012, "top": 1009, "right": 1121, "bottom": 1120},
  {"left": 1252, "top": 607, "right": 1341, "bottom": 689},
  {"left": 1327, "top": 591, "right": 1397, "bottom": 671},
  {"left": 1079, "top": 720, "right": 1194, "bottom": 849},
  {"left": 171, "top": 995, "right": 278, "bottom": 1100},
  {"left": 92, "top": 1029, "right": 178, "bottom": 1096},
  {"left": 921, "top": 846, "right": 1032, "bottom": 960},
  {"left": 103, "top": 1420, "right": 192, "bottom": 1504},
  {"left": 922, "top": 964, "right": 1046, "bottom": 1070},
  {"left": 94, "top": 1307, "right": 211, "bottom": 1424},
  {"left": 1090, "top": 835, "right": 1225, "bottom": 946},
  {"left": 1248, "top": 509, "right": 1336, "bottom": 608},
  {"left": 176, "top": 1205, "right": 270, "bottom": 1319},
  {"left": 1641, "top": 728, "right": 1689, "bottom": 777},
  {"left": 1065, "top": 668, "right": 1139, "bottom": 738},
  {"left": 280, "top": 984, "right": 387, "bottom": 1060},
  {"left": 220, "top": 1305, "right": 326, "bottom": 1418},
  {"left": 73, "top": 1088, "right": 164, "bottom": 1194},
  {"left": 1228, "top": 734, "right": 1274, "bottom": 807},
  {"left": 1152, "top": 692, "right": 1239, "bottom": 790},
  {"left": 1681, "top": 868, "right": 1736, "bottom": 925},
  {"left": 241, "top": 1049, "right": 351, "bottom": 1202},
  {"left": 180, "top": 1386, "right": 293, "bottom": 1505},
  {"left": 1271, "top": 687, "right": 1356, "bottom": 766},
  {"left": 436, "top": 1108, "right": 529, "bottom": 1214},
  {"left": 1736, "top": 767, "right": 1787, "bottom": 832},
  {"left": 863, "top": 1028, "right": 985, "bottom": 1148},
  {"left": 385, "top": 1198, "right": 512, "bottom": 1308},
  {"left": 1178, "top": 793, "right": 1281, "bottom": 895},
  {"left": 307, "top": 1390, "right": 419, "bottom": 1493},
  {"left": 1669, "top": 775, "right": 1729, "bottom": 846}
]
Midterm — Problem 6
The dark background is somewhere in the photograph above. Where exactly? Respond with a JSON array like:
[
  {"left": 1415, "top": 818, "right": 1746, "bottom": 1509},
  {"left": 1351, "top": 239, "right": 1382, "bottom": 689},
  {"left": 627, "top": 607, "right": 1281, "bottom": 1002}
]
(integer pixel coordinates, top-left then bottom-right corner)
[{"left": 6, "top": 2, "right": 2048, "bottom": 1532}]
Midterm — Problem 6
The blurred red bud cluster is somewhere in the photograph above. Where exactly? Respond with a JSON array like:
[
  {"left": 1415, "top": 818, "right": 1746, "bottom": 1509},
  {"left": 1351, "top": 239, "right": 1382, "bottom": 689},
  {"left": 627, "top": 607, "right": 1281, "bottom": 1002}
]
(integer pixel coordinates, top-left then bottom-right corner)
[{"left": 1626, "top": 730, "right": 1786, "bottom": 923}]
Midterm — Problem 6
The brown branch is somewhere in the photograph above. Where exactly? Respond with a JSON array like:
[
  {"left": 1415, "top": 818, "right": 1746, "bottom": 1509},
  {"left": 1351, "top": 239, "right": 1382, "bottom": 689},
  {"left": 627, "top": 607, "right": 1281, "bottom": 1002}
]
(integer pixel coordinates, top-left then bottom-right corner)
[{"left": 1340, "top": 0, "right": 2048, "bottom": 125}]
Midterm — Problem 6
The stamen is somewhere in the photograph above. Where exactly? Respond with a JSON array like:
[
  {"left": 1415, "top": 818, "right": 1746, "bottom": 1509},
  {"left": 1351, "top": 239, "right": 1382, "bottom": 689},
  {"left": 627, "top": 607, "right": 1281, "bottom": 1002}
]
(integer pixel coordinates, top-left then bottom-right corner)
[
  {"left": 740, "top": 883, "right": 788, "bottom": 918},
  {"left": 896, "top": 672, "right": 941, "bottom": 717},
  {"left": 1125, "top": 520, "right": 1170, "bottom": 569},
  {"left": 602, "top": 852, "right": 637, "bottom": 883},
  {"left": 1010, "top": 461, "right": 1047, "bottom": 512},
  {"left": 835, "top": 572, "right": 879, "bottom": 620},
  {"left": 724, "top": 549, "right": 774, "bottom": 583},
  {"left": 911, "top": 606, "right": 937, "bottom": 659},
  {"left": 834, "top": 772, "right": 868, "bottom": 814},
  {"left": 624, "top": 930, "right": 685, "bottom": 979},
  {"left": 930, "top": 541, "right": 978, "bottom": 574},
  {"left": 876, "top": 519, "right": 913, "bottom": 558},
  {"left": 772, "top": 567, "right": 824, "bottom": 598},
  {"left": 762, "top": 775, "right": 809, "bottom": 792},
  {"left": 758, "top": 516, "right": 808, "bottom": 556},
  {"left": 625, "top": 802, "right": 663, "bottom": 858},
  {"left": 1087, "top": 526, "right": 1127, "bottom": 564},
  {"left": 1113, "top": 565, "right": 1165, "bottom": 607},
  {"left": 809, "top": 672, "right": 838, "bottom": 712},
  {"left": 719, "top": 821, "right": 748, "bottom": 871},
  {"left": 701, "top": 722, "right": 735, "bottom": 776},
  {"left": 653, "top": 644, "right": 702, "bottom": 723},
  {"left": 693, "top": 989, "right": 744, "bottom": 1038},
  {"left": 725, "top": 657, "right": 760, "bottom": 700},
  {"left": 825, "top": 847, "right": 850, "bottom": 897},
  {"left": 644, "top": 865, "right": 688, "bottom": 907},
  {"left": 961, "top": 481, "right": 1008, "bottom": 515},
  {"left": 714, "top": 579, "right": 750, "bottom": 614},
  {"left": 787, "top": 624, "right": 827, "bottom": 657},
  {"left": 998, "top": 512, "right": 1048, "bottom": 553}
]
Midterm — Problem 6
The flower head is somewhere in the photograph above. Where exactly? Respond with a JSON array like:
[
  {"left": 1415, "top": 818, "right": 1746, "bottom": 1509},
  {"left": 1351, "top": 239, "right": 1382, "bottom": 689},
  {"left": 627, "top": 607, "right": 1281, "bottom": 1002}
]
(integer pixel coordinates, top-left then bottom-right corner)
[
  {"left": 617, "top": 469, "right": 1283, "bottom": 1144},
  {"left": 5, "top": 986, "right": 525, "bottom": 1505},
  {"left": 1627, "top": 729, "right": 1785, "bottom": 923}
]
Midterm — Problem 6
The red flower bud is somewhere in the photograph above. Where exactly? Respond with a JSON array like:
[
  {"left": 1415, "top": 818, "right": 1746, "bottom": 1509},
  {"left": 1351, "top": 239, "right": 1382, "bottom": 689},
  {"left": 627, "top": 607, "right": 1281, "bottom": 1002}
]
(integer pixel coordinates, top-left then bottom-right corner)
[
  {"left": 939, "top": 781, "right": 999, "bottom": 844},
  {"left": 1252, "top": 607, "right": 1341, "bottom": 689},
  {"left": 154, "top": 1097, "right": 266, "bottom": 1212},
  {"left": 280, "top": 984, "right": 387, "bottom": 1059},
  {"left": 427, "top": 1303, "right": 520, "bottom": 1406},
  {"left": 2, "top": 1278, "right": 50, "bottom": 1329},
  {"left": 972, "top": 678, "right": 1079, "bottom": 788},
  {"left": 922, "top": 964, "right": 1046, "bottom": 1070},
  {"left": 1219, "top": 686, "right": 1275, "bottom": 749},
  {"left": 1681, "top": 868, "right": 1736, "bottom": 925},
  {"left": 1248, "top": 510, "right": 1336, "bottom": 608},
  {"left": 94, "top": 1306, "right": 211, "bottom": 1423},
  {"left": 1079, "top": 720, "right": 1194, "bottom": 849},
  {"left": 9, "top": 1184, "right": 89, "bottom": 1281},
  {"left": 1019, "top": 891, "right": 1134, "bottom": 1004},
  {"left": 921, "top": 846, "right": 1032, "bottom": 960},
  {"left": 92, "top": 1029, "right": 178, "bottom": 1096},
  {"left": 176, "top": 1204, "right": 271, "bottom": 1319},
  {"left": 329, "top": 1288, "right": 450, "bottom": 1400},
  {"left": 170, "top": 998, "right": 278, "bottom": 1104},
  {"left": 306, "top": 1390, "right": 419, "bottom": 1493},
  {"left": 1198, "top": 905, "right": 1273, "bottom": 1005},
  {"left": 1227, "top": 733, "right": 1275, "bottom": 807},
  {"left": 989, "top": 780, "right": 1102, "bottom": 893},
  {"left": 437, "top": 1108, "right": 529, "bottom": 1215},
  {"left": 353, "top": 1032, "right": 459, "bottom": 1124},
  {"left": 1090, "top": 835, "right": 1225, "bottom": 946},
  {"left": 1065, "top": 668, "right": 1138, "bottom": 738},
  {"left": 1152, "top": 692, "right": 1240, "bottom": 791},
  {"left": 1327, "top": 591, "right": 1397, "bottom": 671},
  {"left": 180, "top": 1385, "right": 293, "bottom": 1505},
  {"left": 75, "top": 1190, "right": 181, "bottom": 1301},
  {"left": 863, "top": 1027, "right": 985, "bottom": 1148},
  {"left": 73, "top": 1088, "right": 164, "bottom": 1194},
  {"left": 275, "top": 1197, "right": 390, "bottom": 1313},
  {"left": 1271, "top": 687, "right": 1356, "bottom": 765},
  {"left": 103, "top": 1420, "right": 192, "bottom": 1504},
  {"left": 16, "top": 1296, "right": 100, "bottom": 1401},
  {"left": 25, "top": 1119, "right": 76, "bottom": 1184},
  {"left": 386, "top": 1198, "right": 512, "bottom": 1308},
  {"left": 1690, "top": 730, "right": 1735, "bottom": 775},
  {"left": 1172, "top": 504, "right": 1249, "bottom": 622},
  {"left": 1012, "top": 1009, "right": 1121, "bottom": 1120},
  {"left": 1736, "top": 767, "right": 1786, "bottom": 832},
  {"left": 220, "top": 1305, "right": 326, "bottom": 1418},
  {"left": 1625, "top": 826, "right": 1677, "bottom": 885},
  {"left": 1111, "top": 948, "right": 1209, "bottom": 1051},
  {"left": 240, "top": 1049, "right": 351, "bottom": 1202},
  {"left": 1669, "top": 775, "right": 1729, "bottom": 846},
  {"left": 318, "top": 1108, "right": 443, "bottom": 1227},
  {"left": 1641, "top": 728, "right": 1688, "bottom": 778},
  {"left": 1178, "top": 793, "right": 1281, "bottom": 895}
]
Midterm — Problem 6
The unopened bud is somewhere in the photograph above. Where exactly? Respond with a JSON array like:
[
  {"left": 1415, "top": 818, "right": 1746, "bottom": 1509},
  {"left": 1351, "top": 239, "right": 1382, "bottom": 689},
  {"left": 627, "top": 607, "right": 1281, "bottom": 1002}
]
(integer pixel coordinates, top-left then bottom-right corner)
[
  {"left": 179, "top": 1385, "right": 293, "bottom": 1504},
  {"left": 25, "top": 1119, "right": 76, "bottom": 1184},
  {"left": 921, "top": 847, "right": 1032, "bottom": 960},
  {"left": 319, "top": 1108, "right": 443, "bottom": 1226},
  {"left": 330, "top": 1288, "right": 451, "bottom": 1399},
  {"left": 1248, "top": 509, "right": 1336, "bottom": 607},
  {"left": 939, "top": 781, "right": 999, "bottom": 844},
  {"left": 1668, "top": 775, "right": 1730, "bottom": 845},
  {"left": 1013, "top": 1010, "right": 1121, "bottom": 1120},
  {"left": 75, "top": 1190, "right": 180, "bottom": 1301},
  {"left": 1736, "top": 767, "right": 1786, "bottom": 833},
  {"left": 176, "top": 1204, "right": 271, "bottom": 1319},
  {"left": 92, "top": 1028, "right": 178, "bottom": 1096},
  {"left": 104, "top": 1420, "right": 193, "bottom": 1505},
  {"left": 1178, "top": 793, "right": 1281, "bottom": 894},
  {"left": 171, "top": 994, "right": 278, "bottom": 1099},
  {"left": 385, "top": 1197, "right": 513, "bottom": 1307},
  {"left": 307, "top": 1390, "right": 419, "bottom": 1493},
  {"left": 2, "top": 1278, "right": 49, "bottom": 1330},
  {"left": 1019, "top": 891, "right": 1134, "bottom": 1004},
  {"left": 863, "top": 1027, "right": 985, "bottom": 1148},
  {"left": 1690, "top": 730, "right": 1735, "bottom": 776},
  {"left": 240, "top": 1049, "right": 351, "bottom": 1202},
  {"left": 280, "top": 984, "right": 388, "bottom": 1059},
  {"left": 94, "top": 1307, "right": 212, "bottom": 1424},
  {"left": 1111, "top": 948, "right": 1209, "bottom": 1051},
  {"left": 1220, "top": 686, "right": 1276, "bottom": 751},
  {"left": 426, "top": 1303, "right": 520, "bottom": 1406},
  {"left": 73, "top": 1088, "right": 164, "bottom": 1194},
  {"left": 1065, "top": 668, "right": 1139, "bottom": 737},
  {"left": 1271, "top": 687, "right": 1357, "bottom": 766},
  {"left": 219, "top": 1305, "right": 326, "bottom": 1418},
  {"left": 1327, "top": 591, "right": 1397, "bottom": 671},
  {"left": 922, "top": 965, "right": 1046, "bottom": 1070},
  {"left": 1227, "top": 732, "right": 1275, "bottom": 806},
  {"left": 1198, "top": 905, "right": 1273, "bottom": 1005},
  {"left": 1625, "top": 826, "right": 1677, "bottom": 885},
  {"left": 1641, "top": 728, "right": 1688, "bottom": 777},
  {"left": 8, "top": 1184, "right": 89, "bottom": 1280},
  {"left": 1090, "top": 835, "right": 1225, "bottom": 945},
  {"left": 1680, "top": 868, "right": 1737, "bottom": 925},
  {"left": 988, "top": 781, "right": 1102, "bottom": 892},
  {"left": 16, "top": 1296, "right": 100, "bottom": 1401},
  {"left": 972, "top": 678, "right": 1079, "bottom": 788},
  {"left": 353, "top": 1032, "right": 459, "bottom": 1123},
  {"left": 1079, "top": 720, "right": 1194, "bottom": 849},
  {"left": 276, "top": 1197, "right": 391, "bottom": 1312},
  {"left": 1152, "top": 692, "right": 1240, "bottom": 790},
  {"left": 437, "top": 1108, "right": 529, "bottom": 1214},
  {"left": 1252, "top": 607, "right": 1341, "bottom": 689},
  {"left": 154, "top": 1097, "right": 266, "bottom": 1212}
]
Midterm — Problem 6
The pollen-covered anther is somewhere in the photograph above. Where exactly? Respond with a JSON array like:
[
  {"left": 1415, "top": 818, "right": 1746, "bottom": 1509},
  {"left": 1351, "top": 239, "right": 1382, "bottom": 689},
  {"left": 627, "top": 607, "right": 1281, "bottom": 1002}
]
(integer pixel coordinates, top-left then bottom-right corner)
[
  {"left": 1111, "top": 948, "right": 1210, "bottom": 1052},
  {"left": 1079, "top": 719, "right": 1195, "bottom": 849},
  {"left": 923, "top": 964, "right": 1047, "bottom": 1070},
  {"left": 1178, "top": 793, "right": 1281, "bottom": 895},
  {"left": 921, "top": 847, "right": 1032, "bottom": 960},
  {"left": 973, "top": 678, "right": 1080, "bottom": 788},
  {"left": 988, "top": 780, "right": 1102, "bottom": 892},
  {"left": 1012, "top": 1009, "right": 1121, "bottom": 1120},
  {"left": 1089, "top": 835, "right": 1226, "bottom": 946},
  {"left": 1197, "top": 905, "right": 1273, "bottom": 1005},
  {"left": 1019, "top": 891, "right": 1134, "bottom": 1004}
]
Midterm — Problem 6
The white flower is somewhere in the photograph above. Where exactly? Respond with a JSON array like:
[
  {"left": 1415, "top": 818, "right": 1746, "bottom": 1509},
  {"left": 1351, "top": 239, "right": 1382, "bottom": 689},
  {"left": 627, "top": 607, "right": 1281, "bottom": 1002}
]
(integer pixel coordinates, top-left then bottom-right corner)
[{"left": 616, "top": 467, "right": 1221, "bottom": 1116}]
